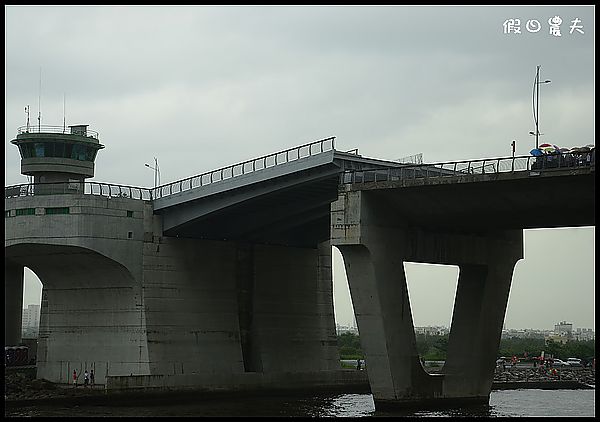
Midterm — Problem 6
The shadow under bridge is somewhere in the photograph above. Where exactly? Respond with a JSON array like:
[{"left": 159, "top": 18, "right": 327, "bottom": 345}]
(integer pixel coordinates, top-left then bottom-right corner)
[{"left": 151, "top": 139, "right": 401, "bottom": 248}]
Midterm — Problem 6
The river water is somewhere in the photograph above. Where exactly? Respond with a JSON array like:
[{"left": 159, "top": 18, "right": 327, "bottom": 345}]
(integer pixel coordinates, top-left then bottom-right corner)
[{"left": 5, "top": 389, "right": 595, "bottom": 417}]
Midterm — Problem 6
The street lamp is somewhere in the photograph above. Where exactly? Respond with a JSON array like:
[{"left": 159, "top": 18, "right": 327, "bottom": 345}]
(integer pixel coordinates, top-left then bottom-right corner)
[
  {"left": 532, "top": 65, "right": 551, "bottom": 149},
  {"left": 144, "top": 157, "right": 160, "bottom": 189}
]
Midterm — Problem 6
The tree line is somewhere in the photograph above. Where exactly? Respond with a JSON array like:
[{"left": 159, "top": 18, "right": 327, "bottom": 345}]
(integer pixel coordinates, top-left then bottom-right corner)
[{"left": 337, "top": 332, "right": 595, "bottom": 362}]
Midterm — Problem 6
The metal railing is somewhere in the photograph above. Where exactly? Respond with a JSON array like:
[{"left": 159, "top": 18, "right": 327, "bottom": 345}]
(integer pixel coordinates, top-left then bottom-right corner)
[
  {"left": 341, "top": 152, "right": 595, "bottom": 185},
  {"left": 6, "top": 150, "right": 592, "bottom": 201},
  {"left": 5, "top": 181, "right": 152, "bottom": 200},
  {"left": 152, "top": 136, "right": 335, "bottom": 199},
  {"left": 16, "top": 125, "right": 99, "bottom": 139}
]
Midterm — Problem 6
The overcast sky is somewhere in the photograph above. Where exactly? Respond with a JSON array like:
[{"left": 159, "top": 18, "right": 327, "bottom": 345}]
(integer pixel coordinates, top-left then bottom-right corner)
[{"left": 6, "top": 5, "right": 595, "bottom": 331}]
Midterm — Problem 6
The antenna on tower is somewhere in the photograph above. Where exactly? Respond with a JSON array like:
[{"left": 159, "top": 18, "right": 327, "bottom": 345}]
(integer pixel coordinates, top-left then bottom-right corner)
[
  {"left": 37, "top": 67, "right": 42, "bottom": 131},
  {"left": 25, "top": 105, "right": 30, "bottom": 132},
  {"left": 63, "top": 93, "right": 66, "bottom": 133}
]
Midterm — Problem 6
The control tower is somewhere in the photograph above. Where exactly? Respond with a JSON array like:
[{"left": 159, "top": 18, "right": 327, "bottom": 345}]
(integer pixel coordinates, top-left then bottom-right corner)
[{"left": 10, "top": 124, "right": 104, "bottom": 194}]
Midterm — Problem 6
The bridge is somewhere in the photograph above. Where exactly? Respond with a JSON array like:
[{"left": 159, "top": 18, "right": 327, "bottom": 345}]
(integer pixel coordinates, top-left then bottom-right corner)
[{"left": 4, "top": 133, "right": 595, "bottom": 409}]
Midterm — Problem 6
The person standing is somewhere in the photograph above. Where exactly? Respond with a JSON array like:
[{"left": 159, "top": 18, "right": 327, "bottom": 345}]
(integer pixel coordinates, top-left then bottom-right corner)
[
  {"left": 90, "top": 369, "right": 95, "bottom": 387},
  {"left": 84, "top": 370, "right": 89, "bottom": 388},
  {"left": 72, "top": 370, "right": 78, "bottom": 387}
]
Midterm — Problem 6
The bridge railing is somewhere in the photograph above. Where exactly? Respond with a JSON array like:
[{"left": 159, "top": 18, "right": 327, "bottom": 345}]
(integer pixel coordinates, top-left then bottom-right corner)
[
  {"left": 4, "top": 181, "right": 152, "bottom": 200},
  {"left": 341, "top": 151, "right": 595, "bottom": 184},
  {"left": 152, "top": 136, "right": 336, "bottom": 199}
]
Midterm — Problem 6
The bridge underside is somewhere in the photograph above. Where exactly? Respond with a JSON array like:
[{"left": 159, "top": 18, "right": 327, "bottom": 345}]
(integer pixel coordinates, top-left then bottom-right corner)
[
  {"left": 156, "top": 152, "right": 404, "bottom": 248},
  {"left": 351, "top": 170, "right": 595, "bottom": 230},
  {"left": 160, "top": 169, "right": 340, "bottom": 248}
]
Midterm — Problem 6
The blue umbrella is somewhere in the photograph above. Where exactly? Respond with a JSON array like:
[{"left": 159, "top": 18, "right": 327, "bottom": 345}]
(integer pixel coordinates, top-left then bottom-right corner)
[{"left": 530, "top": 148, "right": 543, "bottom": 156}]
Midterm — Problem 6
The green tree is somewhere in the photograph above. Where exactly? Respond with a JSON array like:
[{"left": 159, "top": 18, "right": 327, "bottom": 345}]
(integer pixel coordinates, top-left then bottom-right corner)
[
  {"left": 337, "top": 332, "right": 363, "bottom": 359},
  {"left": 338, "top": 333, "right": 594, "bottom": 363}
]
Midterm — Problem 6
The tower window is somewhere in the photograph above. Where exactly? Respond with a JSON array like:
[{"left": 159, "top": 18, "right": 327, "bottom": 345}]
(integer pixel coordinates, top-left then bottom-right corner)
[
  {"left": 34, "top": 143, "right": 45, "bottom": 157},
  {"left": 71, "top": 144, "right": 87, "bottom": 160},
  {"left": 16, "top": 208, "right": 35, "bottom": 216},
  {"left": 45, "top": 207, "right": 70, "bottom": 215},
  {"left": 17, "top": 141, "right": 97, "bottom": 161}
]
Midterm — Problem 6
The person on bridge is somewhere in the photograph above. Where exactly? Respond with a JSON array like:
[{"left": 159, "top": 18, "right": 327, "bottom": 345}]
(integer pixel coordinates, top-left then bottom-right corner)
[
  {"left": 84, "top": 370, "right": 89, "bottom": 387},
  {"left": 356, "top": 359, "right": 362, "bottom": 370},
  {"left": 72, "top": 370, "right": 78, "bottom": 387},
  {"left": 90, "top": 369, "right": 95, "bottom": 387}
]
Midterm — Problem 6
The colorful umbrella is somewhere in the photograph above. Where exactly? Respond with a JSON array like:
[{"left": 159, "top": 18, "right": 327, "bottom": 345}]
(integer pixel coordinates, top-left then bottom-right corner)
[{"left": 530, "top": 148, "right": 543, "bottom": 156}]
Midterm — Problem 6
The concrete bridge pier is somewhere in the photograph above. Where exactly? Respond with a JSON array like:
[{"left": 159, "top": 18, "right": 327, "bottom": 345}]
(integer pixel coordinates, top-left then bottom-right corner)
[
  {"left": 331, "top": 190, "right": 523, "bottom": 408},
  {"left": 442, "top": 251, "right": 521, "bottom": 400},
  {"left": 5, "top": 259, "right": 24, "bottom": 346},
  {"left": 335, "top": 242, "right": 442, "bottom": 405}
]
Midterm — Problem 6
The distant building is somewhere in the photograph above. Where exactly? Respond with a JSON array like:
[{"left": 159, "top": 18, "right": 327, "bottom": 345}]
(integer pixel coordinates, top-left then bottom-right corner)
[
  {"left": 414, "top": 326, "right": 449, "bottom": 336},
  {"left": 554, "top": 321, "right": 573, "bottom": 337},
  {"left": 543, "top": 321, "right": 594, "bottom": 344},
  {"left": 573, "top": 328, "right": 595, "bottom": 341},
  {"left": 22, "top": 304, "right": 41, "bottom": 337},
  {"left": 501, "top": 328, "right": 549, "bottom": 339},
  {"left": 336, "top": 323, "right": 358, "bottom": 335}
]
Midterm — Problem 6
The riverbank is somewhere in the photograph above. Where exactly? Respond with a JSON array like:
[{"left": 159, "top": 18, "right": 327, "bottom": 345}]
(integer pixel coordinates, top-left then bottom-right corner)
[
  {"left": 4, "top": 367, "right": 370, "bottom": 407},
  {"left": 5, "top": 366, "right": 594, "bottom": 407}
]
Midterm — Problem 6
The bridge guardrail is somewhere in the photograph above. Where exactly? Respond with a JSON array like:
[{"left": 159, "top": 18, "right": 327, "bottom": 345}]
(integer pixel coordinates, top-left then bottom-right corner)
[
  {"left": 6, "top": 149, "right": 592, "bottom": 201},
  {"left": 152, "top": 136, "right": 335, "bottom": 200},
  {"left": 341, "top": 152, "right": 595, "bottom": 184},
  {"left": 4, "top": 181, "right": 152, "bottom": 200}
]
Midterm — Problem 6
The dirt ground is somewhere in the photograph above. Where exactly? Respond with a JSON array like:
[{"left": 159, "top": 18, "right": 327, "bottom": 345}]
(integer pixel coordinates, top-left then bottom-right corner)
[{"left": 4, "top": 369, "right": 105, "bottom": 402}]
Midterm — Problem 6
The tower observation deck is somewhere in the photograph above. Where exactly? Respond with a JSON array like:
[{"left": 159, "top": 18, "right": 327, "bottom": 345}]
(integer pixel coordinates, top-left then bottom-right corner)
[{"left": 10, "top": 124, "right": 104, "bottom": 194}]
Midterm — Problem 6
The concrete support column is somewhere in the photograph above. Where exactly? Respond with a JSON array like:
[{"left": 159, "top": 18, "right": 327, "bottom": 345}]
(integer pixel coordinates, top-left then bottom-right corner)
[
  {"left": 5, "top": 260, "right": 24, "bottom": 346},
  {"left": 337, "top": 239, "right": 441, "bottom": 404},
  {"left": 331, "top": 190, "right": 523, "bottom": 408},
  {"left": 443, "top": 232, "right": 522, "bottom": 398}
]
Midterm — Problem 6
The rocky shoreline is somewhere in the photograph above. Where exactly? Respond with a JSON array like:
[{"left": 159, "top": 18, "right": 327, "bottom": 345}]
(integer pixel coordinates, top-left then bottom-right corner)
[
  {"left": 5, "top": 366, "right": 595, "bottom": 406},
  {"left": 492, "top": 366, "right": 595, "bottom": 386}
]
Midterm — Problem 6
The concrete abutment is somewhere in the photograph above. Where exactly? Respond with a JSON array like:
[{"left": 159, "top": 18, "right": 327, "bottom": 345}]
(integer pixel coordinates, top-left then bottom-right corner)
[
  {"left": 5, "top": 194, "right": 342, "bottom": 390},
  {"left": 331, "top": 190, "right": 523, "bottom": 406}
]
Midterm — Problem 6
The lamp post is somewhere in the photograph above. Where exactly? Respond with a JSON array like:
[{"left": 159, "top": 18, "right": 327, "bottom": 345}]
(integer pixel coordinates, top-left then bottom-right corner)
[
  {"left": 144, "top": 157, "right": 160, "bottom": 189},
  {"left": 532, "top": 65, "right": 551, "bottom": 149}
]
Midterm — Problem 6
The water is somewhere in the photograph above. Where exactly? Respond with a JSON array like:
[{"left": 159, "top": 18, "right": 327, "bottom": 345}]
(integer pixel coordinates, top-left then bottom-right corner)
[{"left": 5, "top": 389, "right": 595, "bottom": 417}]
